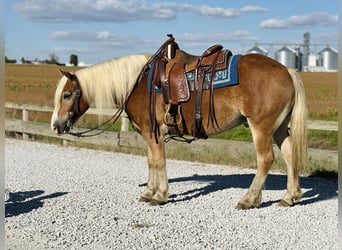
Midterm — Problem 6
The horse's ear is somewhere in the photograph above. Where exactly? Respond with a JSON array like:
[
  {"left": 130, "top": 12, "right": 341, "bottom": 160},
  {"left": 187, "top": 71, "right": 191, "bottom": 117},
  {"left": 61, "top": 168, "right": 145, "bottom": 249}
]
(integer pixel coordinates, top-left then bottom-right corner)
[
  {"left": 59, "top": 69, "right": 67, "bottom": 76},
  {"left": 59, "top": 69, "right": 76, "bottom": 81}
]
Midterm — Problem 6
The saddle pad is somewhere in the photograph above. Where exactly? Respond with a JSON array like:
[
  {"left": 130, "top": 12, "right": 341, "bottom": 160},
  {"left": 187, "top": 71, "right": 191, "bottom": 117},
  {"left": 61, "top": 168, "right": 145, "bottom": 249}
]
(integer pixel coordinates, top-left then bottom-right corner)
[
  {"left": 186, "top": 54, "right": 241, "bottom": 89},
  {"left": 148, "top": 54, "right": 242, "bottom": 93}
]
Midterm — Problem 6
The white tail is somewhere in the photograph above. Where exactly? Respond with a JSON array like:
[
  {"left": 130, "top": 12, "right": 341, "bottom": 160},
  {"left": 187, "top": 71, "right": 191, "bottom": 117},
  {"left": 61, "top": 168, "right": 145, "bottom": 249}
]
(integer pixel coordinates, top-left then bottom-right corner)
[{"left": 287, "top": 68, "right": 308, "bottom": 173}]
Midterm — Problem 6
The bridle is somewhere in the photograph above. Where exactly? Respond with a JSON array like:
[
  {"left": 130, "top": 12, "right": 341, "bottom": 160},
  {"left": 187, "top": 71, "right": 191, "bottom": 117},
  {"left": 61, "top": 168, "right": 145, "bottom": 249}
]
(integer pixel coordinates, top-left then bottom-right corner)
[
  {"left": 64, "top": 80, "right": 125, "bottom": 138},
  {"left": 63, "top": 74, "right": 82, "bottom": 133},
  {"left": 65, "top": 88, "right": 81, "bottom": 133}
]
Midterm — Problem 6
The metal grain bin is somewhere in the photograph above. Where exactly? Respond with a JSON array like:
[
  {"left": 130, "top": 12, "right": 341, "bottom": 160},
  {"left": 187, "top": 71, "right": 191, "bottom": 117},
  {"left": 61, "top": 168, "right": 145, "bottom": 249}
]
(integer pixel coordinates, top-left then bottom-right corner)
[
  {"left": 319, "top": 47, "right": 338, "bottom": 71},
  {"left": 247, "top": 45, "right": 267, "bottom": 56},
  {"left": 275, "top": 46, "right": 296, "bottom": 69}
]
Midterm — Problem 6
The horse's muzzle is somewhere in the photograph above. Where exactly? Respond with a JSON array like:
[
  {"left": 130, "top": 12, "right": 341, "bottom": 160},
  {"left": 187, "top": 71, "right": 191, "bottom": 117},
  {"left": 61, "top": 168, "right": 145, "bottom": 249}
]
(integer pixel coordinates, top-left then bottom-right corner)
[{"left": 51, "top": 120, "right": 72, "bottom": 135}]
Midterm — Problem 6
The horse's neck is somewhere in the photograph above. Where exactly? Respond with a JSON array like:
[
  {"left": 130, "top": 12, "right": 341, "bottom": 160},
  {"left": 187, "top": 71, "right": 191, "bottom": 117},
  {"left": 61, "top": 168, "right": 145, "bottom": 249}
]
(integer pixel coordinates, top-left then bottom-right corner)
[
  {"left": 77, "top": 54, "right": 151, "bottom": 109},
  {"left": 78, "top": 67, "right": 125, "bottom": 109}
]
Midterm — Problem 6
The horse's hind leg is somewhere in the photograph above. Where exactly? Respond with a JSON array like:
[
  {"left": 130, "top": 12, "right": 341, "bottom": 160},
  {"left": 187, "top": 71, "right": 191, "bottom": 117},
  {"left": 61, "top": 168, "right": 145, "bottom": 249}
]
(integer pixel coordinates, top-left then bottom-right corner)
[
  {"left": 139, "top": 132, "right": 169, "bottom": 205},
  {"left": 273, "top": 117, "right": 302, "bottom": 206},
  {"left": 236, "top": 127, "right": 274, "bottom": 209}
]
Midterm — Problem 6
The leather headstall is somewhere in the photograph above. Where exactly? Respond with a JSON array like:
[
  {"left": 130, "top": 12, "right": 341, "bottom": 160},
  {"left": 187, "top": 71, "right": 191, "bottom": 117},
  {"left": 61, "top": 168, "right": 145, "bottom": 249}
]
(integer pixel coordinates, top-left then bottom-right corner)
[{"left": 65, "top": 82, "right": 81, "bottom": 131}]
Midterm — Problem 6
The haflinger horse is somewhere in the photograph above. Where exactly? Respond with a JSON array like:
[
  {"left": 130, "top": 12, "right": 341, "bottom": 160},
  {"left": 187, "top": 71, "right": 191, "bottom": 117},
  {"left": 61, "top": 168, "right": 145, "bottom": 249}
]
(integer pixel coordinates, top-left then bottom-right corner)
[{"left": 51, "top": 38, "right": 307, "bottom": 210}]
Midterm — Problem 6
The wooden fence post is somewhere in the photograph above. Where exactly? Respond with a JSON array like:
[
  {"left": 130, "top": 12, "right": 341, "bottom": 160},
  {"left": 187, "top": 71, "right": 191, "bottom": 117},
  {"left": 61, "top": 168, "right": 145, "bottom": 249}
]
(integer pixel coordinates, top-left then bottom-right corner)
[
  {"left": 121, "top": 117, "right": 129, "bottom": 132},
  {"left": 22, "top": 109, "right": 29, "bottom": 140}
]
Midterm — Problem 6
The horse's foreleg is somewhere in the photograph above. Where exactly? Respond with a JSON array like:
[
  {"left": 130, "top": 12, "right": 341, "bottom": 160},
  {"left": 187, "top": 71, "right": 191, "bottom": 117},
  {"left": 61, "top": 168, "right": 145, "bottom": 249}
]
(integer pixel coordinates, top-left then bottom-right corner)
[
  {"left": 140, "top": 133, "right": 169, "bottom": 205},
  {"left": 139, "top": 147, "right": 157, "bottom": 203},
  {"left": 236, "top": 130, "right": 274, "bottom": 209}
]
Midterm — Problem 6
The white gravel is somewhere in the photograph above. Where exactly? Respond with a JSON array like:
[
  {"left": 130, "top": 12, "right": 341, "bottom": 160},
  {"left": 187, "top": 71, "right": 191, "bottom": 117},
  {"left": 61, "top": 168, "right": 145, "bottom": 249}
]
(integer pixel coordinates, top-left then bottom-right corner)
[{"left": 5, "top": 139, "right": 337, "bottom": 250}]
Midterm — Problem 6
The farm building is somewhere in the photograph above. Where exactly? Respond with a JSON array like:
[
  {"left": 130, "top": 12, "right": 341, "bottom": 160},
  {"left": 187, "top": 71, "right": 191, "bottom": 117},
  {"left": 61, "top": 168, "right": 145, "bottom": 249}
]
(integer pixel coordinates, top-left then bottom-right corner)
[
  {"left": 246, "top": 45, "right": 268, "bottom": 56},
  {"left": 245, "top": 32, "right": 338, "bottom": 72}
]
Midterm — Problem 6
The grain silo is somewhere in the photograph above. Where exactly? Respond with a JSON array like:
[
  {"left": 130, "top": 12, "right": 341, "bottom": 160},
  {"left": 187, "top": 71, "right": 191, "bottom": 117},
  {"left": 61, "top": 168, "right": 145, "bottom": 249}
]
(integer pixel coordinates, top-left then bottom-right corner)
[
  {"left": 319, "top": 47, "right": 338, "bottom": 71},
  {"left": 275, "top": 46, "right": 296, "bottom": 69},
  {"left": 247, "top": 44, "right": 268, "bottom": 56},
  {"left": 302, "top": 32, "right": 310, "bottom": 68}
]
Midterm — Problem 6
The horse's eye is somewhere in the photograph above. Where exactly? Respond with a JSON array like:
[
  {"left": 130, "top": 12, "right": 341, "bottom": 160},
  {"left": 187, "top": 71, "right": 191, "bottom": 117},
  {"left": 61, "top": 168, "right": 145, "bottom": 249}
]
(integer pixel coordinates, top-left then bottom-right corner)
[{"left": 63, "top": 92, "right": 72, "bottom": 101}]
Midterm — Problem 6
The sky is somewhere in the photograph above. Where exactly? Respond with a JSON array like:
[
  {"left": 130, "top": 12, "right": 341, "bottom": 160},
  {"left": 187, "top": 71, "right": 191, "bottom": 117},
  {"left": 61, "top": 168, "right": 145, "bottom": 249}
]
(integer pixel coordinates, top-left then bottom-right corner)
[{"left": 5, "top": 0, "right": 339, "bottom": 65}]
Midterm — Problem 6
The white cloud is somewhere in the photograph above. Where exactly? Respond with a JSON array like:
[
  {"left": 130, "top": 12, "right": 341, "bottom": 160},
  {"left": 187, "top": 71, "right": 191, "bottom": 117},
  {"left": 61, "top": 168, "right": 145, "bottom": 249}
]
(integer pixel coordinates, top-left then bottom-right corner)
[
  {"left": 189, "top": 5, "right": 240, "bottom": 17},
  {"left": 50, "top": 30, "right": 95, "bottom": 40},
  {"left": 178, "top": 31, "right": 257, "bottom": 43},
  {"left": 96, "top": 31, "right": 112, "bottom": 39},
  {"left": 315, "top": 32, "right": 339, "bottom": 43},
  {"left": 50, "top": 29, "right": 257, "bottom": 48},
  {"left": 49, "top": 30, "right": 69, "bottom": 39},
  {"left": 49, "top": 29, "right": 154, "bottom": 50},
  {"left": 260, "top": 12, "right": 338, "bottom": 29},
  {"left": 50, "top": 30, "right": 127, "bottom": 42},
  {"left": 13, "top": 0, "right": 266, "bottom": 22},
  {"left": 13, "top": 0, "right": 174, "bottom": 22},
  {"left": 240, "top": 6, "right": 267, "bottom": 13},
  {"left": 48, "top": 29, "right": 258, "bottom": 58}
]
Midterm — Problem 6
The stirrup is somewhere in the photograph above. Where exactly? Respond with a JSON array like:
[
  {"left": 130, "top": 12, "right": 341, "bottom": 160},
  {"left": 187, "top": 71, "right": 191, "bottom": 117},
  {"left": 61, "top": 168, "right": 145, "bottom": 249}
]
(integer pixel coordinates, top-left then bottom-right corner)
[
  {"left": 163, "top": 104, "right": 182, "bottom": 126},
  {"left": 163, "top": 104, "right": 183, "bottom": 135}
]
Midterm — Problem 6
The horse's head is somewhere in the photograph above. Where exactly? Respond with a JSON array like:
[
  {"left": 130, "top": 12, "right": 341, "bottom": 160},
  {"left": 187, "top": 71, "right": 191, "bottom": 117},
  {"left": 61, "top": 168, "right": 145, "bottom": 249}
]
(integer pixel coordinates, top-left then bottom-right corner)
[{"left": 51, "top": 70, "right": 90, "bottom": 134}]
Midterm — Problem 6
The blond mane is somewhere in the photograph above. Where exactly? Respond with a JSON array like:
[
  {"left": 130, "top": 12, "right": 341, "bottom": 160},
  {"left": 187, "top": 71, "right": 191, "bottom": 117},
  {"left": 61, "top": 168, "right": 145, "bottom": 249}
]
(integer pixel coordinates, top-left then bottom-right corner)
[{"left": 74, "top": 53, "right": 151, "bottom": 110}]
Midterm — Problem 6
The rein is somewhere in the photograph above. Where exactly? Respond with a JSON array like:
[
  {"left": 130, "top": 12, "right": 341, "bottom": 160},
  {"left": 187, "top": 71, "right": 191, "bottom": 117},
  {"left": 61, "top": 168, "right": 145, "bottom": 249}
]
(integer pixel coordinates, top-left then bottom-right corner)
[{"left": 68, "top": 105, "right": 125, "bottom": 138}]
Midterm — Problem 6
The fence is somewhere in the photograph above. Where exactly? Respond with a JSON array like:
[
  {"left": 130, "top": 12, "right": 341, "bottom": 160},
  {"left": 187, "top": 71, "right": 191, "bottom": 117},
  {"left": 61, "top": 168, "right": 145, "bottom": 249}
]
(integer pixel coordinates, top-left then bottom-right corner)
[{"left": 5, "top": 102, "right": 338, "bottom": 165}]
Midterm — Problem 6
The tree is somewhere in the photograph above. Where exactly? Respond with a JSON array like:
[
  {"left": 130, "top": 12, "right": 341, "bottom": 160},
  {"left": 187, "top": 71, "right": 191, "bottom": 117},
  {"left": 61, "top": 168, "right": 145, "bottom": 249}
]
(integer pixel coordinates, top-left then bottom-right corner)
[
  {"left": 21, "top": 57, "right": 31, "bottom": 64},
  {"left": 5, "top": 56, "right": 16, "bottom": 63},
  {"left": 69, "top": 54, "right": 78, "bottom": 66},
  {"left": 48, "top": 52, "right": 59, "bottom": 64}
]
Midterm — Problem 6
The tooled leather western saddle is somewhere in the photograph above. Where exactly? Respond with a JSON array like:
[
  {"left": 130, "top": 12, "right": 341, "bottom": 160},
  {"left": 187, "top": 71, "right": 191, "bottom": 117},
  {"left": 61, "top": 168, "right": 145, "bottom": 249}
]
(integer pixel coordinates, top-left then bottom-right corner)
[{"left": 145, "top": 34, "right": 232, "bottom": 142}]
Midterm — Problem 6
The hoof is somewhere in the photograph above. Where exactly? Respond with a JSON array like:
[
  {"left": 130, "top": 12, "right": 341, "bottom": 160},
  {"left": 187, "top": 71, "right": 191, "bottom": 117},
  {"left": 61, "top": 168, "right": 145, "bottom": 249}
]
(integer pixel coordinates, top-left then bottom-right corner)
[
  {"left": 236, "top": 202, "right": 258, "bottom": 210},
  {"left": 139, "top": 196, "right": 152, "bottom": 203},
  {"left": 279, "top": 190, "right": 301, "bottom": 207},
  {"left": 150, "top": 198, "right": 167, "bottom": 206},
  {"left": 278, "top": 198, "right": 297, "bottom": 207},
  {"left": 236, "top": 193, "right": 261, "bottom": 210},
  {"left": 278, "top": 199, "right": 293, "bottom": 207},
  {"left": 236, "top": 202, "right": 249, "bottom": 210}
]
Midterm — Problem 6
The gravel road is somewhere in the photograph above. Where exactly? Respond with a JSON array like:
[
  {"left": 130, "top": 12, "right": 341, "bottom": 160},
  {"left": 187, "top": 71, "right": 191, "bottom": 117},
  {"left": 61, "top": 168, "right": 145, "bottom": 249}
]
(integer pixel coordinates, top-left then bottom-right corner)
[{"left": 5, "top": 139, "right": 337, "bottom": 249}]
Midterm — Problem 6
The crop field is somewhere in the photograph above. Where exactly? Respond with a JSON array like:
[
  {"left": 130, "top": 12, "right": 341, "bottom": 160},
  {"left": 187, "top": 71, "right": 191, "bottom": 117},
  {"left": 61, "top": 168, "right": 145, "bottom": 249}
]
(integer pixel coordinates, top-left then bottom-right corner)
[
  {"left": 5, "top": 64, "right": 79, "bottom": 107},
  {"left": 5, "top": 64, "right": 86, "bottom": 125},
  {"left": 299, "top": 72, "right": 338, "bottom": 120}
]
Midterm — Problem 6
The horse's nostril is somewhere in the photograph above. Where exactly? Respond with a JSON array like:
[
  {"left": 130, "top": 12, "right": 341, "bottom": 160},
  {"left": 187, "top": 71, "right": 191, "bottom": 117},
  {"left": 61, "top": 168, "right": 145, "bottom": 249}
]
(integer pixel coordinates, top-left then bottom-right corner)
[
  {"left": 53, "top": 127, "right": 60, "bottom": 134},
  {"left": 51, "top": 123, "right": 62, "bottom": 135}
]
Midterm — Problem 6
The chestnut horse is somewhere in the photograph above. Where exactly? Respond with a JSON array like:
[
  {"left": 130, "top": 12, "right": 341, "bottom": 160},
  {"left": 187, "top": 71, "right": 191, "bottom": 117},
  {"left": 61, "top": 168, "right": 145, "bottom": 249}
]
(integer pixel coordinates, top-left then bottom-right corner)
[{"left": 51, "top": 46, "right": 307, "bottom": 210}]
